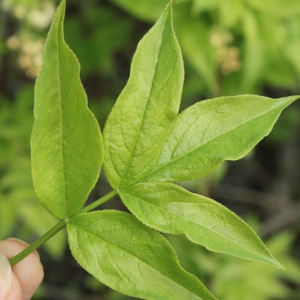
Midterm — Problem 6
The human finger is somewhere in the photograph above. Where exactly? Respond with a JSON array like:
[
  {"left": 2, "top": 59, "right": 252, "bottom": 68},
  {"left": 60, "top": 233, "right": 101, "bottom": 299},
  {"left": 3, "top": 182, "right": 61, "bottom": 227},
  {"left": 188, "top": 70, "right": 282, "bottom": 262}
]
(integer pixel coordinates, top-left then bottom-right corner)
[{"left": 0, "top": 239, "right": 44, "bottom": 300}]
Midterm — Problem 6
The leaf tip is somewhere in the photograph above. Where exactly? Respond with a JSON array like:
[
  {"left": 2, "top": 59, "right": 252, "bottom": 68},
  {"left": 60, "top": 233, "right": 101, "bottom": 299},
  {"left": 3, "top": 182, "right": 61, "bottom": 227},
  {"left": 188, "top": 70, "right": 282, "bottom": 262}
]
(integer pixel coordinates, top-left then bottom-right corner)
[
  {"left": 269, "top": 257, "right": 285, "bottom": 270},
  {"left": 257, "top": 249, "right": 285, "bottom": 270}
]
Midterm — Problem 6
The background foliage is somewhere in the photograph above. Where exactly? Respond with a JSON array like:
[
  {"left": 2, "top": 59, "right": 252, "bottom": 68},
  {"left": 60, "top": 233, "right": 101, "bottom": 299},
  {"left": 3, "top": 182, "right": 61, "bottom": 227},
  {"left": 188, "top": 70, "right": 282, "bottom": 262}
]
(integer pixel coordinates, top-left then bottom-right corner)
[{"left": 0, "top": 0, "right": 300, "bottom": 299}]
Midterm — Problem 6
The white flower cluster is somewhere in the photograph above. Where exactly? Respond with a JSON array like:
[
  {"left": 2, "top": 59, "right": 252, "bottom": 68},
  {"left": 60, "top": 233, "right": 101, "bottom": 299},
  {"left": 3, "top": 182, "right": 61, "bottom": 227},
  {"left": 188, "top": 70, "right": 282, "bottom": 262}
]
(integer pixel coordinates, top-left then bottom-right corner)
[
  {"left": 1, "top": 0, "right": 55, "bottom": 78},
  {"left": 210, "top": 29, "right": 241, "bottom": 75}
]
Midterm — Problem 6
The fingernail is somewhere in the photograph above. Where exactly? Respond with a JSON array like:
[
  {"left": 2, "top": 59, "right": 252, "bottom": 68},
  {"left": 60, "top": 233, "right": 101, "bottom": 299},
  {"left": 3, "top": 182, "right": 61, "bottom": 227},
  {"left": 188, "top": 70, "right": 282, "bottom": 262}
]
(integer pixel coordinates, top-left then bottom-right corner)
[
  {"left": 6, "top": 237, "right": 29, "bottom": 249},
  {"left": 6, "top": 238, "right": 40, "bottom": 260},
  {"left": 0, "top": 252, "right": 12, "bottom": 299}
]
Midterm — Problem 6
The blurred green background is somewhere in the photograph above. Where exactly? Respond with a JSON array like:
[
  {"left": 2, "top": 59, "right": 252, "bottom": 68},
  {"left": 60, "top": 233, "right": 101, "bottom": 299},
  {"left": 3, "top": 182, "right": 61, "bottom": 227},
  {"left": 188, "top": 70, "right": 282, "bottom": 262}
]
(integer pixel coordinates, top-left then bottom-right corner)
[{"left": 1, "top": 0, "right": 300, "bottom": 299}]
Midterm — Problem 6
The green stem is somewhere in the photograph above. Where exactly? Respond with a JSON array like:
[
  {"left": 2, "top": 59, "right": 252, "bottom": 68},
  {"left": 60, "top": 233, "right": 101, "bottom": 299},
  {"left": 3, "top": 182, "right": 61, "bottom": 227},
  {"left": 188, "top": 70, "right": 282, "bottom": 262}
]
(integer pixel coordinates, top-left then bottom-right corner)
[
  {"left": 81, "top": 190, "right": 117, "bottom": 213},
  {"left": 9, "top": 219, "right": 67, "bottom": 266},
  {"left": 8, "top": 190, "right": 118, "bottom": 266}
]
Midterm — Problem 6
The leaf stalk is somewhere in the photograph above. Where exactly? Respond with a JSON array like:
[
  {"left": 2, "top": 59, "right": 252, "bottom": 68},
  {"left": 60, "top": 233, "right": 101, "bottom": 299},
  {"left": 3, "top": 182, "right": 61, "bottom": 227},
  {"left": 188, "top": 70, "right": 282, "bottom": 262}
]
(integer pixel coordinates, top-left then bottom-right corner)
[
  {"left": 9, "top": 219, "right": 67, "bottom": 266},
  {"left": 9, "top": 190, "right": 117, "bottom": 265}
]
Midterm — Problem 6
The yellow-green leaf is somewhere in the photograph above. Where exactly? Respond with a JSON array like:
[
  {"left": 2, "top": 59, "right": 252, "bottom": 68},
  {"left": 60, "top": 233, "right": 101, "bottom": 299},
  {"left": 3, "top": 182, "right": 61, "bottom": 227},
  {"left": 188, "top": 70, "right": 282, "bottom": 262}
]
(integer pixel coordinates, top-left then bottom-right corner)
[
  {"left": 120, "top": 182, "right": 283, "bottom": 269},
  {"left": 145, "top": 95, "right": 299, "bottom": 182},
  {"left": 103, "top": 2, "right": 183, "bottom": 188},
  {"left": 31, "top": 0, "right": 103, "bottom": 218},
  {"left": 68, "top": 211, "right": 216, "bottom": 300}
]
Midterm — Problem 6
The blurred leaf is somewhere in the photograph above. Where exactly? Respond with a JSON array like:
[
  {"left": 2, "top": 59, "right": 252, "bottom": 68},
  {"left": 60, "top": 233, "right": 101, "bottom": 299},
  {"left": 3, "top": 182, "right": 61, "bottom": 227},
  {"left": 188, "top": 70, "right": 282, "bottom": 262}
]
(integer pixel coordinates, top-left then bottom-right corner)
[
  {"left": 0, "top": 197, "right": 15, "bottom": 238},
  {"left": 248, "top": 0, "right": 300, "bottom": 17},
  {"left": 110, "top": 0, "right": 168, "bottom": 22},
  {"left": 241, "top": 10, "right": 264, "bottom": 91},
  {"left": 64, "top": 5, "right": 133, "bottom": 76},
  {"left": 191, "top": 0, "right": 219, "bottom": 15},
  {"left": 175, "top": 8, "right": 217, "bottom": 93},
  {"left": 219, "top": 0, "right": 244, "bottom": 28},
  {"left": 212, "top": 229, "right": 300, "bottom": 300}
]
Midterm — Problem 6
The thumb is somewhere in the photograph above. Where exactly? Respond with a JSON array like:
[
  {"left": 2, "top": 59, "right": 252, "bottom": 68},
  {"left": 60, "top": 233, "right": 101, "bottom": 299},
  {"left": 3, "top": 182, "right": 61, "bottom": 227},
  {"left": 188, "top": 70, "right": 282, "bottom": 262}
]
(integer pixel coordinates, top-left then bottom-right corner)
[{"left": 0, "top": 252, "right": 12, "bottom": 299}]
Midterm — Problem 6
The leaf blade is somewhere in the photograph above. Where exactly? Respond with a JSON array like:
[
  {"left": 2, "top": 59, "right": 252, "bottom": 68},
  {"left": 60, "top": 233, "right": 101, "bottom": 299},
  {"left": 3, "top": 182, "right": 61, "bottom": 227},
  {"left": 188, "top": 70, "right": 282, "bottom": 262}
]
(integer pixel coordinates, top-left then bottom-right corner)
[
  {"left": 68, "top": 211, "right": 216, "bottom": 300},
  {"left": 31, "top": 0, "right": 103, "bottom": 218},
  {"left": 103, "top": 2, "right": 184, "bottom": 188},
  {"left": 120, "top": 182, "right": 282, "bottom": 269},
  {"left": 144, "top": 95, "right": 299, "bottom": 182}
]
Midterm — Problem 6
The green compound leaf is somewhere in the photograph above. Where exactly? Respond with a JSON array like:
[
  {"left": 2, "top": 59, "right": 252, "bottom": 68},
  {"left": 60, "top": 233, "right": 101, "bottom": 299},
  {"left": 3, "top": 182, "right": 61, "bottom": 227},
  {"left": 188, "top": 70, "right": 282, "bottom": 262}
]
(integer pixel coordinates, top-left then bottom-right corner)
[
  {"left": 144, "top": 95, "right": 299, "bottom": 182},
  {"left": 103, "top": 2, "right": 184, "bottom": 189},
  {"left": 120, "top": 182, "right": 282, "bottom": 269},
  {"left": 31, "top": 0, "right": 103, "bottom": 218},
  {"left": 67, "top": 210, "right": 216, "bottom": 300}
]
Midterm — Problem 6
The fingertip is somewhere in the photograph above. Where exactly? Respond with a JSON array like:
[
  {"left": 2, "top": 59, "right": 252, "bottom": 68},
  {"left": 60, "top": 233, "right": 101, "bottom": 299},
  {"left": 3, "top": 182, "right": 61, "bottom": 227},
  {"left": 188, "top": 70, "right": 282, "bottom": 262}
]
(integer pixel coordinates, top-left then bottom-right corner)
[
  {"left": 5, "top": 238, "right": 40, "bottom": 259},
  {"left": 0, "top": 238, "right": 44, "bottom": 300}
]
